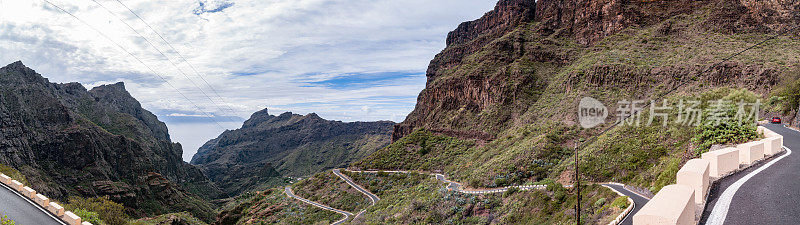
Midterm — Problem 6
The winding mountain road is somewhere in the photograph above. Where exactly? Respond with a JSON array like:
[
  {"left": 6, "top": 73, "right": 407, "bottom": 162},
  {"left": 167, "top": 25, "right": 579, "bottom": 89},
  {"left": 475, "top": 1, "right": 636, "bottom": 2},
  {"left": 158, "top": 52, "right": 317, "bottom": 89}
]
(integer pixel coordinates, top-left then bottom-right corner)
[
  {"left": 703, "top": 123, "right": 797, "bottom": 225},
  {"left": 0, "top": 182, "right": 64, "bottom": 225},
  {"left": 284, "top": 186, "right": 352, "bottom": 225},
  {"left": 332, "top": 169, "right": 379, "bottom": 204},
  {"left": 292, "top": 169, "right": 641, "bottom": 225},
  {"left": 602, "top": 183, "right": 650, "bottom": 225}
]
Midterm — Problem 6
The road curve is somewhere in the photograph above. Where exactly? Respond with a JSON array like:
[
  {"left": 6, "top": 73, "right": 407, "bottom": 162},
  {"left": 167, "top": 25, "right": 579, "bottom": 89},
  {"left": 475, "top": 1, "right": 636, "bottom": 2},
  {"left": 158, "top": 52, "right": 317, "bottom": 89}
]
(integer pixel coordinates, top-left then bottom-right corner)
[
  {"left": 602, "top": 183, "right": 650, "bottom": 225},
  {"left": 284, "top": 186, "right": 352, "bottom": 225},
  {"left": 0, "top": 182, "right": 64, "bottom": 225},
  {"left": 332, "top": 169, "right": 381, "bottom": 222},
  {"left": 341, "top": 169, "right": 641, "bottom": 224},
  {"left": 702, "top": 123, "right": 797, "bottom": 225},
  {"left": 344, "top": 169, "right": 545, "bottom": 194},
  {"left": 332, "top": 169, "right": 379, "bottom": 204}
]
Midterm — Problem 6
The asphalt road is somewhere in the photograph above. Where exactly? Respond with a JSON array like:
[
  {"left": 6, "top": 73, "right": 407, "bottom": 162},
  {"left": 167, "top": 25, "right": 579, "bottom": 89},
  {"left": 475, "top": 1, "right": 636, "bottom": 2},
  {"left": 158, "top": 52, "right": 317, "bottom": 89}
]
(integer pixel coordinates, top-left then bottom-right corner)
[
  {"left": 332, "top": 169, "right": 380, "bottom": 204},
  {"left": 602, "top": 183, "right": 650, "bottom": 225},
  {"left": 702, "top": 123, "right": 797, "bottom": 225},
  {"left": 284, "top": 186, "right": 352, "bottom": 225},
  {"left": 0, "top": 182, "right": 64, "bottom": 225},
  {"left": 433, "top": 173, "right": 545, "bottom": 194}
]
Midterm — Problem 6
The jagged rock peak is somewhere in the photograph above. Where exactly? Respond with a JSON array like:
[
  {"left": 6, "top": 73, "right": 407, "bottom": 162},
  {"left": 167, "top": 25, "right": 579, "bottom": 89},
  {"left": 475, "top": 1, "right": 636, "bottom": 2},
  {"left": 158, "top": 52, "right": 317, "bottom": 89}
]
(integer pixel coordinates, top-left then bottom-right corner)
[
  {"left": 446, "top": 0, "right": 535, "bottom": 46},
  {"left": 1, "top": 61, "right": 49, "bottom": 84},
  {"left": 4, "top": 60, "right": 26, "bottom": 69}
]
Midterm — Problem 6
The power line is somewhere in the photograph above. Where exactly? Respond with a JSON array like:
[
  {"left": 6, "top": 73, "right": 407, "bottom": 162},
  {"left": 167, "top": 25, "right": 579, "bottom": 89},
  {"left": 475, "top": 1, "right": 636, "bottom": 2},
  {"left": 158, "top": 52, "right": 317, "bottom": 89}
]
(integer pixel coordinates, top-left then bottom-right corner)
[
  {"left": 572, "top": 22, "right": 800, "bottom": 223},
  {"left": 577, "top": 23, "right": 800, "bottom": 153},
  {"left": 114, "top": 0, "right": 240, "bottom": 118},
  {"left": 89, "top": 0, "right": 236, "bottom": 123},
  {"left": 42, "top": 0, "right": 225, "bottom": 129}
]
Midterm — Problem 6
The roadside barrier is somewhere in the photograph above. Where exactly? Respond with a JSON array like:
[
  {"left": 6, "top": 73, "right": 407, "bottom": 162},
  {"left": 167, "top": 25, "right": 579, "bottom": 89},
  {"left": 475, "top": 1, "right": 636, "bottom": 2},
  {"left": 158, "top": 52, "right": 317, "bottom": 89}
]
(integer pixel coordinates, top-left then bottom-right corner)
[
  {"left": 634, "top": 184, "right": 695, "bottom": 225},
  {"left": 634, "top": 126, "right": 784, "bottom": 225},
  {"left": 604, "top": 182, "right": 636, "bottom": 225},
  {"left": 0, "top": 173, "right": 92, "bottom": 225}
]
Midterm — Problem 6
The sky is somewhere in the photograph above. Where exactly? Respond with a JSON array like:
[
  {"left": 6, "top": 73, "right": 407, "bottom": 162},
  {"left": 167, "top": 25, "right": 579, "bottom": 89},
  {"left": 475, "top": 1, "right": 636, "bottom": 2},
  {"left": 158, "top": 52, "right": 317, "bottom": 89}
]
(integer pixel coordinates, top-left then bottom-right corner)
[{"left": 0, "top": 0, "right": 497, "bottom": 161}]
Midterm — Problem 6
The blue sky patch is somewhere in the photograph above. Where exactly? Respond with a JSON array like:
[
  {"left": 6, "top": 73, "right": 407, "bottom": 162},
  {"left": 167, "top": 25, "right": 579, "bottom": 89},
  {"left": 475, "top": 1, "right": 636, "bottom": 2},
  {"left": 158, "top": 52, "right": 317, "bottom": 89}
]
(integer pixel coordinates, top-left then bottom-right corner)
[
  {"left": 305, "top": 71, "right": 425, "bottom": 90},
  {"left": 193, "top": 0, "right": 235, "bottom": 15}
]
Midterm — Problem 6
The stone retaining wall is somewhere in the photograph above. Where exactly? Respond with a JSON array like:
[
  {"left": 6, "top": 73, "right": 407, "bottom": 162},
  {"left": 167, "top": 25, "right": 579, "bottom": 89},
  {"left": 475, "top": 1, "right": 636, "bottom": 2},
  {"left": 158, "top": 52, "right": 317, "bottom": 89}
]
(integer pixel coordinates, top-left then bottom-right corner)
[
  {"left": 633, "top": 126, "right": 784, "bottom": 225},
  {"left": 0, "top": 173, "right": 92, "bottom": 225}
]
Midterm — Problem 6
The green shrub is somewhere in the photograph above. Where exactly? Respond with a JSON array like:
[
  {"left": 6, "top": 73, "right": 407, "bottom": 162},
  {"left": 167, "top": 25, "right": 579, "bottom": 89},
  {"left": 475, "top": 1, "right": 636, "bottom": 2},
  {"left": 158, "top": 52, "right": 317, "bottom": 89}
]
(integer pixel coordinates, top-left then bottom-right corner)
[
  {"left": 504, "top": 187, "right": 520, "bottom": 197},
  {"left": 593, "top": 198, "right": 607, "bottom": 208},
  {"left": 1, "top": 215, "right": 15, "bottom": 225},
  {"left": 771, "top": 69, "right": 800, "bottom": 114},
  {"left": 64, "top": 196, "right": 128, "bottom": 225},
  {"left": 73, "top": 209, "right": 103, "bottom": 225},
  {"left": 691, "top": 89, "right": 760, "bottom": 155},
  {"left": 610, "top": 196, "right": 629, "bottom": 209}
]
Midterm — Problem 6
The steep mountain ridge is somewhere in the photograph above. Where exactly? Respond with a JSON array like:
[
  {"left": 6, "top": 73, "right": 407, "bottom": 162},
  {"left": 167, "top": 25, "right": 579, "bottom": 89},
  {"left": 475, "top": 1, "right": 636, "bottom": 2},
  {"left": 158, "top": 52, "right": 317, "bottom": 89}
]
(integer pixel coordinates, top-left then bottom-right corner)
[
  {"left": 208, "top": 1, "right": 800, "bottom": 224},
  {"left": 394, "top": 0, "right": 798, "bottom": 141},
  {"left": 191, "top": 109, "right": 394, "bottom": 196},
  {"left": 0, "top": 61, "right": 220, "bottom": 221},
  {"left": 363, "top": 0, "right": 800, "bottom": 204}
]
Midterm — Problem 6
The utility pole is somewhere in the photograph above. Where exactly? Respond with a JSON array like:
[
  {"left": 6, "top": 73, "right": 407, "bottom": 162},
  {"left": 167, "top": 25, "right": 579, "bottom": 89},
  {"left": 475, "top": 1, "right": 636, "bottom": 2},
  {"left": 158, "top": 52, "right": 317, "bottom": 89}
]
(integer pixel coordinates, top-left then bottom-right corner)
[{"left": 575, "top": 144, "right": 580, "bottom": 225}]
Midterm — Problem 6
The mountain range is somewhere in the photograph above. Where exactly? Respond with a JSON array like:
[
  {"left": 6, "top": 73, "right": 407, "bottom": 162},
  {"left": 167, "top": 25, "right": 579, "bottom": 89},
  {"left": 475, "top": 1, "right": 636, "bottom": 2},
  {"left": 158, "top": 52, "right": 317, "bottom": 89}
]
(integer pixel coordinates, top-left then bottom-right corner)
[
  {"left": 0, "top": 61, "right": 221, "bottom": 221},
  {"left": 190, "top": 109, "right": 393, "bottom": 195}
]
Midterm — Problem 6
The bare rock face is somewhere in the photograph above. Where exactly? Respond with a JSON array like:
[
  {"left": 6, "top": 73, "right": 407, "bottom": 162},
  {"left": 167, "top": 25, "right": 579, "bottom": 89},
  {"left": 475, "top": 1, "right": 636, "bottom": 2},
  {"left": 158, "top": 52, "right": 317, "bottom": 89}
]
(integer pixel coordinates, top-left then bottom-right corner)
[
  {"left": 191, "top": 109, "right": 394, "bottom": 196},
  {"left": 0, "top": 61, "right": 220, "bottom": 221},
  {"left": 393, "top": 0, "right": 798, "bottom": 141},
  {"left": 447, "top": 0, "right": 536, "bottom": 47}
]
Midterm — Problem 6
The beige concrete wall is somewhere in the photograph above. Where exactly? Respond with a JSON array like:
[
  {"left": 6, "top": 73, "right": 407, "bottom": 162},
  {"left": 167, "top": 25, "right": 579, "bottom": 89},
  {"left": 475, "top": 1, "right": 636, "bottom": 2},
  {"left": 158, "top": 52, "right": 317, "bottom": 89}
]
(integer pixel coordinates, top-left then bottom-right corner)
[
  {"left": 22, "top": 186, "right": 36, "bottom": 199},
  {"left": 10, "top": 180, "right": 23, "bottom": 192},
  {"left": 763, "top": 136, "right": 783, "bottom": 155},
  {"left": 48, "top": 202, "right": 65, "bottom": 217},
  {"left": 0, "top": 174, "right": 10, "bottom": 185},
  {"left": 62, "top": 211, "right": 82, "bottom": 225},
  {"left": 764, "top": 129, "right": 780, "bottom": 138},
  {"left": 1, "top": 172, "right": 90, "bottom": 224},
  {"left": 677, "top": 159, "right": 710, "bottom": 205},
  {"left": 701, "top": 147, "right": 739, "bottom": 178},
  {"left": 737, "top": 141, "right": 765, "bottom": 165},
  {"left": 633, "top": 184, "right": 696, "bottom": 225},
  {"left": 34, "top": 194, "right": 50, "bottom": 208}
]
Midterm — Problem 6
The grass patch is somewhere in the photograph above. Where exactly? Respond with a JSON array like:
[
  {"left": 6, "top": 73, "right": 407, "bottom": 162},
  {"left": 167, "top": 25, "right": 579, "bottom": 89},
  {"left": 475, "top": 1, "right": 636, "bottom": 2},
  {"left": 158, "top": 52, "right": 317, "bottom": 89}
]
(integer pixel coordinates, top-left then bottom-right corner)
[{"left": 292, "top": 170, "right": 371, "bottom": 212}]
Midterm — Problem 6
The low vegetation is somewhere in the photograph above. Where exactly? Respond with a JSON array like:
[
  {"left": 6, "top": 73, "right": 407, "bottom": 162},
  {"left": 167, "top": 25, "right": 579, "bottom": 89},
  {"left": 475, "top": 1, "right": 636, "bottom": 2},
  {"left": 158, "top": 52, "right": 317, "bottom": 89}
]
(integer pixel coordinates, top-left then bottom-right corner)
[
  {"left": 63, "top": 196, "right": 128, "bottom": 225},
  {"left": 129, "top": 212, "right": 207, "bottom": 225},
  {"left": 215, "top": 188, "right": 339, "bottom": 224},
  {"left": 292, "top": 171, "right": 371, "bottom": 212},
  {"left": 0, "top": 164, "right": 27, "bottom": 186},
  {"left": 344, "top": 171, "right": 621, "bottom": 224},
  {"left": 0, "top": 214, "right": 14, "bottom": 225}
]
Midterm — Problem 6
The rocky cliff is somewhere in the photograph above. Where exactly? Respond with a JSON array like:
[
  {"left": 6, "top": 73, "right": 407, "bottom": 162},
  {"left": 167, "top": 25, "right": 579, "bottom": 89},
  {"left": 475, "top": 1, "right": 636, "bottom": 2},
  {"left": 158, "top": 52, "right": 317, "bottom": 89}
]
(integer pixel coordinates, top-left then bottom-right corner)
[
  {"left": 0, "top": 61, "right": 221, "bottom": 221},
  {"left": 191, "top": 109, "right": 394, "bottom": 195},
  {"left": 393, "top": 0, "right": 799, "bottom": 141},
  {"left": 366, "top": 0, "right": 800, "bottom": 198}
]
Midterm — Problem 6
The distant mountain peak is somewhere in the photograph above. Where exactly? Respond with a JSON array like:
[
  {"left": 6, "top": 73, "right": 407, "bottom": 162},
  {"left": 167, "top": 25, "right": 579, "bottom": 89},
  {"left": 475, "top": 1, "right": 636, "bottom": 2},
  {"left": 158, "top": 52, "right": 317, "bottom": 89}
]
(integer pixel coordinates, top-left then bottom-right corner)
[{"left": 191, "top": 108, "right": 395, "bottom": 195}]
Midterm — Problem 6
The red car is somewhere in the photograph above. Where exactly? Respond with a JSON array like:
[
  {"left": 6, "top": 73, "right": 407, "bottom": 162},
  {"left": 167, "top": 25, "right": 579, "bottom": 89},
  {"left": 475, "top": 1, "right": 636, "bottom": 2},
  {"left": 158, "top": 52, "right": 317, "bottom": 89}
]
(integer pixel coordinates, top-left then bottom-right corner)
[{"left": 771, "top": 117, "right": 782, "bottom": 124}]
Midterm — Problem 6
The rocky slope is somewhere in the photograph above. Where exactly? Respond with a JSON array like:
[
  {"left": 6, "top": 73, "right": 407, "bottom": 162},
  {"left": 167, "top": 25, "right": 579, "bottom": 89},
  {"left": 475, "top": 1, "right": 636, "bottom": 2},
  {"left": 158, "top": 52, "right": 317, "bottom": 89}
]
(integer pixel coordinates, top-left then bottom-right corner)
[
  {"left": 0, "top": 61, "right": 221, "bottom": 221},
  {"left": 394, "top": 0, "right": 799, "bottom": 141},
  {"left": 191, "top": 109, "right": 394, "bottom": 195},
  {"left": 358, "top": 0, "right": 799, "bottom": 219},
  {"left": 211, "top": 1, "right": 800, "bottom": 224}
]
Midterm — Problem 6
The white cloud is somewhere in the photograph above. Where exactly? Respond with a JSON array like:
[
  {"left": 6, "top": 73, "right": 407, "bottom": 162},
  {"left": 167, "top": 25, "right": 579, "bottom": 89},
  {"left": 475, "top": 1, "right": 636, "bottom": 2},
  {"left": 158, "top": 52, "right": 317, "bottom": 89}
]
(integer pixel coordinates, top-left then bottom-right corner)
[
  {"left": 0, "top": 0, "right": 497, "bottom": 160},
  {"left": 167, "top": 113, "right": 212, "bottom": 117}
]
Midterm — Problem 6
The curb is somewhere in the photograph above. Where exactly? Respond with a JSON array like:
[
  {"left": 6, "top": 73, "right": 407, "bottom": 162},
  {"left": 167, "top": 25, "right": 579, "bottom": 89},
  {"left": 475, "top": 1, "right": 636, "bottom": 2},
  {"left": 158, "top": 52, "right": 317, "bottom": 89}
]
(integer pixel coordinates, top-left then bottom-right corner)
[{"left": 0, "top": 173, "right": 87, "bottom": 225}]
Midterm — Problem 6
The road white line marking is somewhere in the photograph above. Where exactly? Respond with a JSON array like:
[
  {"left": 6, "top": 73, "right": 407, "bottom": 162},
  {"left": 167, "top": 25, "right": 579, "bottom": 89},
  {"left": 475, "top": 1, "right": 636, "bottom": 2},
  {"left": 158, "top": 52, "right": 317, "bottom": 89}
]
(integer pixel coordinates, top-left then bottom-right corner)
[
  {"left": 0, "top": 182, "right": 66, "bottom": 225},
  {"left": 706, "top": 146, "right": 792, "bottom": 225}
]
